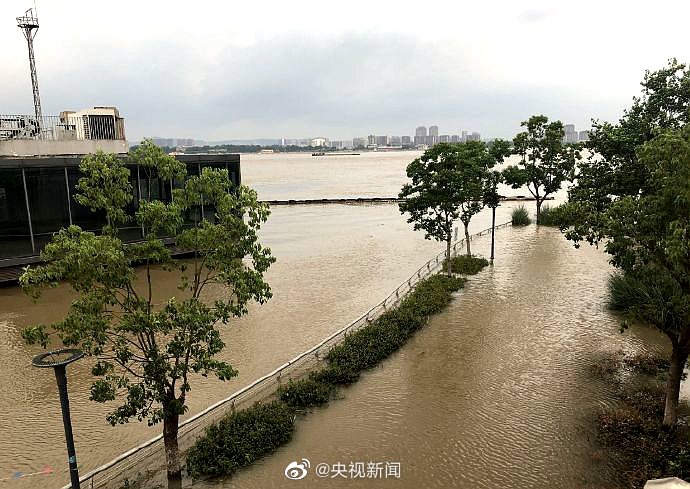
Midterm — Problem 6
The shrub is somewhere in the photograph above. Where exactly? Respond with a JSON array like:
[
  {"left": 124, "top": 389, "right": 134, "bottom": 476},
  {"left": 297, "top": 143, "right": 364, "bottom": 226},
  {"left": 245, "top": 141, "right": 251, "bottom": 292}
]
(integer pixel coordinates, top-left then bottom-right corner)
[
  {"left": 309, "top": 364, "right": 360, "bottom": 385},
  {"left": 186, "top": 401, "right": 295, "bottom": 479},
  {"left": 511, "top": 205, "right": 531, "bottom": 226},
  {"left": 277, "top": 378, "right": 334, "bottom": 408},
  {"left": 537, "top": 204, "right": 566, "bottom": 226},
  {"left": 398, "top": 274, "right": 465, "bottom": 317},
  {"left": 186, "top": 273, "right": 471, "bottom": 480},
  {"left": 607, "top": 272, "right": 644, "bottom": 312},
  {"left": 445, "top": 255, "right": 489, "bottom": 275}
]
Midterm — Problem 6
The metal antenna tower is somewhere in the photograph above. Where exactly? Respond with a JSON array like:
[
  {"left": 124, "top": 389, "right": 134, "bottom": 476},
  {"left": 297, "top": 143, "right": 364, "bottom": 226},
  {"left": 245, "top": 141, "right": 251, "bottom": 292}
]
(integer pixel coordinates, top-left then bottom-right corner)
[{"left": 17, "top": 8, "right": 43, "bottom": 129}]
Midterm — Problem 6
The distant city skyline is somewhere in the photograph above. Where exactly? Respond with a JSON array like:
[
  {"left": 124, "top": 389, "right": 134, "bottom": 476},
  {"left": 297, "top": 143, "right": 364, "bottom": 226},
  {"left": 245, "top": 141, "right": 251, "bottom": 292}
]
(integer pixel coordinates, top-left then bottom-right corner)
[
  {"left": 2, "top": 2, "right": 687, "bottom": 142},
  {"left": 147, "top": 121, "right": 589, "bottom": 149}
]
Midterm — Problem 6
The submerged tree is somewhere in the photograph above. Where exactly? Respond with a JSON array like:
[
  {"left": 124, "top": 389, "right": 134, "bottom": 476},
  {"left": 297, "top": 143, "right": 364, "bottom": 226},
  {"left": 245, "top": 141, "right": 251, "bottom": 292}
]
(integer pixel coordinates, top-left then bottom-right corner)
[
  {"left": 399, "top": 142, "right": 508, "bottom": 272},
  {"left": 21, "top": 141, "right": 275, "bottom": 487},
  {"left": 561, "top": 60, "right": 690, "bottom": 426},
  {"left": 503, "top": 115, "right": 577, "bottom": 223}
]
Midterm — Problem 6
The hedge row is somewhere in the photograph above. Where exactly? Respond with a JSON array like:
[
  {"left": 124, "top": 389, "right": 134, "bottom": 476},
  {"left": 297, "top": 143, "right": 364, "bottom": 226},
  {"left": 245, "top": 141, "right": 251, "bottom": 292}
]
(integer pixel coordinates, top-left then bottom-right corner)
[
  {"left": 186, "top": 272, "right": 472, "bottom": 479},
  {"left": 186, "top": 401, "right": 295, "bottom": 479},
  {"left": 444, "top": 255, "right": 489, "bottom": 275}
]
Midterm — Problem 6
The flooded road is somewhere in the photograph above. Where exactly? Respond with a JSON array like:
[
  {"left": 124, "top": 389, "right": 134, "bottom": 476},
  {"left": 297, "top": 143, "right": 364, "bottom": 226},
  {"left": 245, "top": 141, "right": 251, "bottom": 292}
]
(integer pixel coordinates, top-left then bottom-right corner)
[
  {"left": 0, "top": 151, "right": 654, "bottom": 488},
  {"left": 0, "top": 150, "right": 527, "bottom": 488},
  {"left": 209, "top": 227, "right": 671, "bottom": 489}
]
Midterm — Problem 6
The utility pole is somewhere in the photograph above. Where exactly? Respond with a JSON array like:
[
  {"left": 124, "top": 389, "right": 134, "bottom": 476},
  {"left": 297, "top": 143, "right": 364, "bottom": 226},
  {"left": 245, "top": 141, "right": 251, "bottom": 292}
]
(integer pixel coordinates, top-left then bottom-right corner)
[{"left": 17, "top": 8, "right": 43, "bottom": 132}]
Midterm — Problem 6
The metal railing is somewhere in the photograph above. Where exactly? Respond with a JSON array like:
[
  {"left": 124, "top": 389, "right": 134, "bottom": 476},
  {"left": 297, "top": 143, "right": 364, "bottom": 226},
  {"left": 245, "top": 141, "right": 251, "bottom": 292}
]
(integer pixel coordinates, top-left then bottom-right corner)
[
  {"left": 0, "top": 114, "right": 125, "bottom": 142},
  {"left": 61, "top": 220, "right": 512, "bottom": 489}
]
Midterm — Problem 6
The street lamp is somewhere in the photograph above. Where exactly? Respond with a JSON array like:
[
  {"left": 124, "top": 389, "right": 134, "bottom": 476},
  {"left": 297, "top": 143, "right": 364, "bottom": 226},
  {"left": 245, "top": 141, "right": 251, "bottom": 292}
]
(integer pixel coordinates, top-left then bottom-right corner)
[{"left": 32, "top": 348, "right": 84, "bottom": 489}]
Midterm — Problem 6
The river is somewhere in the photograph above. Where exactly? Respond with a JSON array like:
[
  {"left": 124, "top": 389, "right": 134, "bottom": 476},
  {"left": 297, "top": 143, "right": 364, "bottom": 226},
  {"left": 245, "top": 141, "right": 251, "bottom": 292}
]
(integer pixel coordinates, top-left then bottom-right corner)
[{"left": 0, "top": 151, "right": 672, "bottom": 488}]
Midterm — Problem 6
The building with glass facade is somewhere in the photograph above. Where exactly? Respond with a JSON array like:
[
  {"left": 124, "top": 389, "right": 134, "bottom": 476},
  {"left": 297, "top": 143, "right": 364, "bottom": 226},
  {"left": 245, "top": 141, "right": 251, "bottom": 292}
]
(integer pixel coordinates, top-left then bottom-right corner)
[{"left": 0, "top": 153, "right": 241, "bottom": 283}]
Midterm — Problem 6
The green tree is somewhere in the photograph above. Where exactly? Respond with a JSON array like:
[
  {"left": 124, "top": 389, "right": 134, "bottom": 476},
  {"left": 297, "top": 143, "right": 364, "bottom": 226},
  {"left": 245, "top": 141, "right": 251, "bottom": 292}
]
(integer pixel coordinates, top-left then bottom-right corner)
[
  {"left": 561, "top": 60, "right": 690, "bottom": 426},
  {"left": 20, "top": 141, "right": 275, "bottom": 487},
  {"left": 399, "top": 142, "right": 507, "bottom": 272},
  {"left": 503, "top": 115, "right": 577, "bottom": 223},
  {"left": 578, "top": 126, "right": 690, "bottom": 426}
]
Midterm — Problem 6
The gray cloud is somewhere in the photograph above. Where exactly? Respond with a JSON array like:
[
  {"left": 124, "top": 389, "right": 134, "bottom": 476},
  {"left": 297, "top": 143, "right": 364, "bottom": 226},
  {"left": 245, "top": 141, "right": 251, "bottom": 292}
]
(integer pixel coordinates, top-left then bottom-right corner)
[{"left": 1, "top": 24, "right": 657, "bottom": 141}]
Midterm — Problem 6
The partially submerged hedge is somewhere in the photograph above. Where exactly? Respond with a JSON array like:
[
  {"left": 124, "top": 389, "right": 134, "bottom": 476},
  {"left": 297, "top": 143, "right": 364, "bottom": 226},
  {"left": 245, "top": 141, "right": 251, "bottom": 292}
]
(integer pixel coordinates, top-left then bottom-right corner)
[
  {"left": 186, "top": 273, "right": 467, "bottom": 479},
  {"left": 537, "top": 204, "right": 567, "bottom": 227},
  {"left": 445, "top": 255, "right": 489, "bottom": 275},
  {"left": 186, "top": 401, "right": 295, "bottom": 479}
]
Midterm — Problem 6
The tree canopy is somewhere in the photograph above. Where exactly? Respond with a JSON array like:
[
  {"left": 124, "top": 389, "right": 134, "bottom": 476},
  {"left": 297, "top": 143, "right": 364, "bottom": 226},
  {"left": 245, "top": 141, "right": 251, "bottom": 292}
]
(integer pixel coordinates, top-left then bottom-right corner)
[
  {"left": 20, "top": 141, "right": 275, "bottom": 487},
  {"left": 399, "top": 141, "right": 508, "bottom": 268},
  {"left": 562, "top": 59, "right": 690, "bottom": 426},
  {"left": 503, "top": 115, "right": 578, "bottom": 223}
]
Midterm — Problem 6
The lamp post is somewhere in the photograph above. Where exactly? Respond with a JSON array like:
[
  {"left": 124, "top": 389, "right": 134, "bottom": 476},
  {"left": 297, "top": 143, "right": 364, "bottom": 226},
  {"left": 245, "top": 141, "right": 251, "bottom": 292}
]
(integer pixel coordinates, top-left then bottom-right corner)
[
  {"left": 32, "top": 348, "right": 84, "bottom": 489},
  {"left": 490, "top": 205, "right": 496, "bottom": 262}
]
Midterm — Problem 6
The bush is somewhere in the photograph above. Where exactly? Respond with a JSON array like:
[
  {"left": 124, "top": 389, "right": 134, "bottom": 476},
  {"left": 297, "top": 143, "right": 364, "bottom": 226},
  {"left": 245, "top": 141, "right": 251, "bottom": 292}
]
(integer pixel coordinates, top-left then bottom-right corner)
[
  {"left": 537, "top": 204, "right": 567, "bottom": 226},
  {"left": 445, "top": 255, "right": 489, "bottom": 275},
  {"left": 511, "top": 205, "right": 531, "bottom": 226},
  {"left": 277, "top": 378, "right": 335, "bottom": 408},
  {"left": 607, "top": 272, "right": 644, "bottom": 312},
  {"left": 186, "top": 273, "right": 471, "bottom": 480},
  {"left": 324, "top": 275, "right": 463, "bottom": 374},
  {"left": 309, "top": 363, "right": 360, "bottom": 385},
  {"left": 398, "top": 274, "right": 465, "bottom": 317},
  {"left": 186, "top": 401, "right": 295, "bottom": 479}
]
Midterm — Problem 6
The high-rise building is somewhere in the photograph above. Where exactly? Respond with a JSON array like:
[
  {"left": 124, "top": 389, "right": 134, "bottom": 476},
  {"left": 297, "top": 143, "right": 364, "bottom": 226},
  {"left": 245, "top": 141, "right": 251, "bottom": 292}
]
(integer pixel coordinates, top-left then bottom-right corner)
[
  {"left": 389, "top": 135, "right": 401, "bottom": 146},
  {"left": 331, "top": 140, "right": 344, "bottom": 149},
  {"left": 451, "top": 135, "right": 460, "bottom": 143},
  {"left": 564, "top": 124, "right": 578, "bottom": 143},
  {"left": 367, "top": 135, "right": 377, "bottom": 146},
  {"left": 151, "top": 137, "right": 175, "bottom": 148},
  {"left": 461, "top": 131, "right": 468, "bottom": 142},
  {"left": 429, "top": 125, "right": 439, "bottom": 137},
  {"left": 578, "top": 130, "right": 589, "bottom": 142},
  {"left": 376, "top": 135, "right": 388, "bottom": 146},
  {"left": 414, "top": 126, "right": 427, "bottom": 145},
  {"left": 353, "top": 137, "right": 367, "bottom": 148},
  {"left": 401, "top": 136, "right": 412, "bottom": 146},
  {"left": 439, "top": 135, "right": 450, "bottom": 143}
]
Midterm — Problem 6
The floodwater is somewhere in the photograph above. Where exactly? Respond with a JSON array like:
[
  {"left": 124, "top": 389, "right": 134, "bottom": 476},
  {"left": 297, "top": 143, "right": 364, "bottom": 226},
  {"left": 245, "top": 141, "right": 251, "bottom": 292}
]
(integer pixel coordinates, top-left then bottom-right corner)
[
  {"left": 0, "top": 151, "right": 668, "bottom": 488},
  {"left": 209, "top": 227, "right": 672, "bottom": 489}
]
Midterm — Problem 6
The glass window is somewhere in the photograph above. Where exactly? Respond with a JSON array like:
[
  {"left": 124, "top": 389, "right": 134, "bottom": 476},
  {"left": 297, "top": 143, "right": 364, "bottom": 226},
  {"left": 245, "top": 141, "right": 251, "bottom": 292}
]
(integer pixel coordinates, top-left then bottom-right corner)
[
  {"left": 0, "top": 168, "right": 33, "bottom": 258},
  {"left": 67, "top": 167, "right": 107, "bottom": 233},
  {"left": 24, "top": 167, "right": 71, "bottom": 251}
]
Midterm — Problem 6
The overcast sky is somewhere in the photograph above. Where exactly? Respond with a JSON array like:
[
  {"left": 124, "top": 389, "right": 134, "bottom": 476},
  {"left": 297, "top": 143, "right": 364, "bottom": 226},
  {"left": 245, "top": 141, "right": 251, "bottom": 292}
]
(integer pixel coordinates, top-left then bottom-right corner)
[{"left": 2, "top": 0, "right": 689, "bottom": 142}]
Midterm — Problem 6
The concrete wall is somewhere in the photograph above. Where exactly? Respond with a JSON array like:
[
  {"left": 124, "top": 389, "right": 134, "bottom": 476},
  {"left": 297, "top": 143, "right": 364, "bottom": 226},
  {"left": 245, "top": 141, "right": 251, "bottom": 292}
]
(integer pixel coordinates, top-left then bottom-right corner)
[{"left": 0, "top": 139, "right": 128, "bottom": 156}]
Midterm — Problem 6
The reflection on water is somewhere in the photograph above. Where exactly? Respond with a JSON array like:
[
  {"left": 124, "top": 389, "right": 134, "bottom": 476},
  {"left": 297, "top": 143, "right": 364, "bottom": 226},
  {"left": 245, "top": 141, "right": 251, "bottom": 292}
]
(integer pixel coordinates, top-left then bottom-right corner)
[{"left": 206, "top": 227, "right": 670, "bottom": 489}]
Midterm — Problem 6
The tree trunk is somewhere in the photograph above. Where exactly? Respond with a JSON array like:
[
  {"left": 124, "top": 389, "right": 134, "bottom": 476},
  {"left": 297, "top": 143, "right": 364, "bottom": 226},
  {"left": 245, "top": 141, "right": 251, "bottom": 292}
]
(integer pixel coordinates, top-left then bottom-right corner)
[
  {"left": 663, "top": 345, "right": 688, "bottom": 426},
  {"left": 163, "top": 411, "right": 182, "bottom": 489},
  {"left": 464, "top": 223, "right": 471, "bottom": 256},
  {"left": 446, "top": 237, "right": 452, "bottom": 276},
  {"left": 536, "top": 198, "right": 542, "bottom": 225}
]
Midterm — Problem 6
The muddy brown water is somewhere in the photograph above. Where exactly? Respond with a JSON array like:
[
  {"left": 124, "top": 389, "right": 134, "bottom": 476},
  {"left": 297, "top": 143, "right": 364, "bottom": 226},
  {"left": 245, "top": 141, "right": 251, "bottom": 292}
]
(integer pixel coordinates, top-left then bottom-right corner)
[
  {"left": 203, "top": 227, "right": 675, "bottom": 489},
  {"left": 0, "top": 151, "right": 676, "bottom": 488}
]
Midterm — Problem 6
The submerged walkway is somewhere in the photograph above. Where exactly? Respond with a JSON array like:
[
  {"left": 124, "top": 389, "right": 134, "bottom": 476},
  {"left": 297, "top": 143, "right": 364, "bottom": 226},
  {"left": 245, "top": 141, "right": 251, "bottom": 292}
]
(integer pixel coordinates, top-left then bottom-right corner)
[
  {"left": 202, "top": 227, "right": 669, "bottom": 489},
  {"left": 262, "top": 196, "right": 553, "bottom": 206}
]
